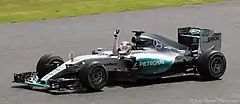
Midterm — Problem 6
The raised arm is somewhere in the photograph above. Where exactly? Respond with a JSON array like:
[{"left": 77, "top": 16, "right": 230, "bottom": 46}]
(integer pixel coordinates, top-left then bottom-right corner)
[{"left": 112, "top": 29, "right": 120, "bottom": 56}]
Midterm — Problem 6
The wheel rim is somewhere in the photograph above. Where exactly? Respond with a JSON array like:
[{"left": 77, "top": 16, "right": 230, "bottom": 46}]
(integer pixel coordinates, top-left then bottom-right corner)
[
  {"left": 49, "top": 59, "right": 63, "bottom": 68},
  {"left": 90, "top": 67, "right": 105, "bottom": 86},
  {"left": 210, "top": 57, "right": 223, "bottom": 74}
]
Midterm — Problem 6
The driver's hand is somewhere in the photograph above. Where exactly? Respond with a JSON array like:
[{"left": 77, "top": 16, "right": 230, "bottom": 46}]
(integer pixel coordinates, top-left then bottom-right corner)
[{"left": 114, "top": 29, "right": 120, "bottom": 37}]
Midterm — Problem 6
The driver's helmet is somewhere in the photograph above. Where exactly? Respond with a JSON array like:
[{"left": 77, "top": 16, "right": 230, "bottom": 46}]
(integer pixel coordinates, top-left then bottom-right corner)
[{"left": 119, "top": 41, "right": 132, "bottom": 51}]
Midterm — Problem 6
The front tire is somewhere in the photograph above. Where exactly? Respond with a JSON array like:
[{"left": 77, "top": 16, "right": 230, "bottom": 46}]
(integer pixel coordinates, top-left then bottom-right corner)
[
  {"left": 36, "top": 54, "right": 64, "bottom": 79},
  {"left": 197, "top": 50, "right": 227, "bottom": 80},
  {"left": 79, "top": 61, "right": 108, "bottom": 92}
]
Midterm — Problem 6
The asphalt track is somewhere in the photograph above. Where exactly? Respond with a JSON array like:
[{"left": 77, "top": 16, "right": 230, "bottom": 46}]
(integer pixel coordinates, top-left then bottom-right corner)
[{"left": 0, "top": 0, "right": 240, "bottom": 104}]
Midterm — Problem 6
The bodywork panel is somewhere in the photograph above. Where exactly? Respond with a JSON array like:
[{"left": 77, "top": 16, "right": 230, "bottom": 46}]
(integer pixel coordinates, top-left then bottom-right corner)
[
  {"left": 40, "top": 54, "right": 118, "bottom": 83},
  {"left": 129, "top": 52, "right": 179, "bottom": 74}
]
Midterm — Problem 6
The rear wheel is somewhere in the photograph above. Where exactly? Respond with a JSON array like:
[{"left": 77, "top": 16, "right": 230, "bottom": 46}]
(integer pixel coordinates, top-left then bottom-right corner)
[
  {"left": 36, "top": 54, "right": 64, "bottom": 79},
  {"left": 197, "top": 50, "right": 227, "bottom": 80},
  {"left": 79, "top": 61, "right": 108, "bottom": 92}
]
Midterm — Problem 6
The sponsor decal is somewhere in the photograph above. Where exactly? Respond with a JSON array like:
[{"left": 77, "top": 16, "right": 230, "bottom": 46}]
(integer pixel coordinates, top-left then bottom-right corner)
[
  {"left": 193, "top": 38, "right": 198, "bottom": 43},
  {"left": 153, "top": 39, "right": 163, "bottom": 49},
  {"left": 189, "top": 29, "right": 202, "bottom": 34},
  {"left": 139, "top": 60, "right": 165, "bottom": 67},
  {"left": 207, "top": 36, "right": 219, "bottom": 42},
  {"left": 203, "top": 36, "right": 220, "bottom": 43},
  {"left": 133, "top": 62, "right": 138, "bottom": 68}
]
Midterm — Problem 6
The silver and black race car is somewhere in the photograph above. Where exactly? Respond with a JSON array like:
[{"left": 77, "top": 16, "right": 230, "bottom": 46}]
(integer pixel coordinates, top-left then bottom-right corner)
[{"left": 12, "top": 27, "right": 227, "bottom": 92}]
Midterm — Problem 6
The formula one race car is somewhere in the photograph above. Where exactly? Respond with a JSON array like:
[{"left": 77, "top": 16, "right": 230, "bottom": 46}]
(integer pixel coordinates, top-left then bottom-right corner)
[{"left": 12, "top": 27, "right": 227, "bottom": 92}]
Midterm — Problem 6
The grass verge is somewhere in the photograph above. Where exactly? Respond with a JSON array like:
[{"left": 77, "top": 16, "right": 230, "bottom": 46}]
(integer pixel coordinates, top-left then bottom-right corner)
[{"left": 0, "top": 0, "right": 227, "bottom": 23}]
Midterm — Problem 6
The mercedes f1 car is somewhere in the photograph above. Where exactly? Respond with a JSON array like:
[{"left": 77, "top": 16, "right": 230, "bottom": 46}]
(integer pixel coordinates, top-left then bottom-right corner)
[{"left": 12, "top": 27, "right": 227, "bottom": 92}]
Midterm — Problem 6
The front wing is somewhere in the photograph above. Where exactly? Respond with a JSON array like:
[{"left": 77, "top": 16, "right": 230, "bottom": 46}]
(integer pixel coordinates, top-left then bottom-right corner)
[{"left": 13, "top": 72, "right": 79, "bottom": 90}]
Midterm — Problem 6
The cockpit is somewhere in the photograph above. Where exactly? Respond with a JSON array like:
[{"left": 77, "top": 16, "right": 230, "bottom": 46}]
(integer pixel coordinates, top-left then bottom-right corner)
[
  {"left": 131, "top": 30, "right": 152, "bottom": 48},
  {"left": 130, "top": 30, "right": 164, "bottom": 50}
]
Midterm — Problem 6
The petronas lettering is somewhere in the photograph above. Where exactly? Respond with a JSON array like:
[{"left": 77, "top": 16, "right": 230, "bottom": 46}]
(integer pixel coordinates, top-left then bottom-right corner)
[{"left": 139, "top": 60, "right": 165, "bottom": 67}]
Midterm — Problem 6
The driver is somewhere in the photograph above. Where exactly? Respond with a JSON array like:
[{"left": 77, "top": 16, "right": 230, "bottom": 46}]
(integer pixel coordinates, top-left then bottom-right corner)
[{"left": 118, "top": 41, "right": 132, "bottom": 52}]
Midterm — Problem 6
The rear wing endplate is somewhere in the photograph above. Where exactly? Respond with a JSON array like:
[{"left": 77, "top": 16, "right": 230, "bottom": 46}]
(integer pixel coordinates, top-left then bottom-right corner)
[{"left": 199, "top": 29, "right": 222, "bottom": 53}]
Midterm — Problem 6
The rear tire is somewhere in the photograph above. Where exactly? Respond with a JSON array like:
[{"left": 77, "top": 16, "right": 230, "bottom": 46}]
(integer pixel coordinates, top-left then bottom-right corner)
[
  {"left": 79, "top": 61, "right": 108, "bottom": 92},
  {"left": 36, "top": 54, "right": 64, "bottom": 79},
  {"left": 197, "top": 50, "right": 227, "bottom": 80}
]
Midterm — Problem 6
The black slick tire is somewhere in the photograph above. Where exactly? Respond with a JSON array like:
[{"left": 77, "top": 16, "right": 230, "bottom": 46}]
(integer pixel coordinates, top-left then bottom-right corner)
[
  {"left": 36, "top": 54, "right": 64, "bottom": 79},
  {"left": 198, "top": 50, "right": 227, "bottom": 80},
  {"left": 79, "top": 61, "right": 108, "bottom": 92}
]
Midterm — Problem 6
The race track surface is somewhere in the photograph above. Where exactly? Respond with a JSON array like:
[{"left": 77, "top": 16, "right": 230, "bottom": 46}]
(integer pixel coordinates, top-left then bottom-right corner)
[{"left": 1, "top": 0, "right": 240, "bottom": 104}]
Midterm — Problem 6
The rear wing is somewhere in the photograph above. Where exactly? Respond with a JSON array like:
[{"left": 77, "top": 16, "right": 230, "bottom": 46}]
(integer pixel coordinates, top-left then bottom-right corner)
[
  {"left": 199, "top": 29, "right": 221, "bottom": 53},
  {"left": 178, "top": 27, "right": 222, "bottom": 54}
]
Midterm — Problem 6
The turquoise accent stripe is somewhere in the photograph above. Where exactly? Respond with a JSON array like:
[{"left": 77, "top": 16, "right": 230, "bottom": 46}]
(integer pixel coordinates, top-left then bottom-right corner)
[{"left": 25, "top": 82, "right": 50, "bottom": 88}]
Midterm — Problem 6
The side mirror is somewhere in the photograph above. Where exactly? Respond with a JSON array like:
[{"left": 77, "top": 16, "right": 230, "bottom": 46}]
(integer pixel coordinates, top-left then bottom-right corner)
[
  {"left": 92, "top": 50, "right": 98, "bottom": 54},
  {"left": 97, "top": 48, "right": 103, "bottom": 51},
  {"left": 92, "top": 47, "right": 103, "bottom": 54}
]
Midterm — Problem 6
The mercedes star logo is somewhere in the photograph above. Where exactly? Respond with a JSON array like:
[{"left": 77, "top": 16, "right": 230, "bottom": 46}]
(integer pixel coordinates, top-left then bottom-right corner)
[{"left": 153, "top": 39, "right": 162, "bottom": 49}]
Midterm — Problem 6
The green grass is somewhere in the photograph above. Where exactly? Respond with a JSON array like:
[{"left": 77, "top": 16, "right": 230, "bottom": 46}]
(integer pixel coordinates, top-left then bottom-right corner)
[{"left": 0, "top": 0, "right": 227, "bottom": 23}]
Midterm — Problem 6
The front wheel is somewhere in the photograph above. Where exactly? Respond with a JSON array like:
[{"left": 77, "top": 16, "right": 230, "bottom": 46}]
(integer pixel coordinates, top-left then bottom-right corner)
[
  {"left": 36, "top": 54, "right": 64, "bottom": 79},
  {"left": 197, "top": 50, "right": 227, "bottom": 80},
  {"left": 79, "top": 61, "right": 108, "bottom": 92}
]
